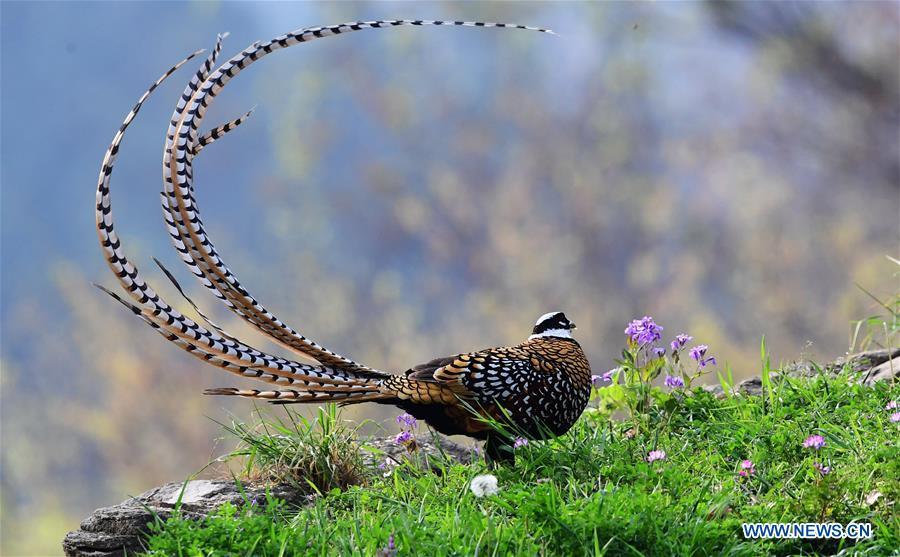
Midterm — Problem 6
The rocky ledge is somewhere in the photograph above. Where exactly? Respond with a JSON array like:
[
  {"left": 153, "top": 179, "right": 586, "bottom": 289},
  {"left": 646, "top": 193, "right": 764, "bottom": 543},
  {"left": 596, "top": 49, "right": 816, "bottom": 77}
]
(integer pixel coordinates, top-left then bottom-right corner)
[
  {"left": 62, "top": 480, "right": 304, "bottom": 557},
  {"left": 63, "top": 435, "right": 471, "bottom": 557},
  {"left": 706, "top": 347, "right": 899, "bottom": 397},
  {"left": 63, "top": 349, "right": 897, "bottom": 557}
]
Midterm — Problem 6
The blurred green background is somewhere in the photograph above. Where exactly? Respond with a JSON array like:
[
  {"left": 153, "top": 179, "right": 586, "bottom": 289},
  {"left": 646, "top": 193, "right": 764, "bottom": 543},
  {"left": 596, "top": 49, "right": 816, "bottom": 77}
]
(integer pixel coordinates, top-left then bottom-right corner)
[{"left": 1, "top": 1, "right": 897, "bottom": 554}]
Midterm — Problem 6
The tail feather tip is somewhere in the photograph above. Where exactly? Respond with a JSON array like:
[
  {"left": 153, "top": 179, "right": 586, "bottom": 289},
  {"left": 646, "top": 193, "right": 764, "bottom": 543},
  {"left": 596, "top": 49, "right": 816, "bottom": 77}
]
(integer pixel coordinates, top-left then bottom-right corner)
[{"left": 204, "top": 387, "right": 240, "bottom": 396}]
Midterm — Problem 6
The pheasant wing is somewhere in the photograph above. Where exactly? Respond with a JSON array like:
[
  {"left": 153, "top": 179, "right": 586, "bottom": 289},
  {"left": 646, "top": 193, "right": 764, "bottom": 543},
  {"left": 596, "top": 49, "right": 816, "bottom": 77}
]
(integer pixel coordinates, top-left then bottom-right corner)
[{"left": 428, "top": 348, "right": 558, "bottom": 417}]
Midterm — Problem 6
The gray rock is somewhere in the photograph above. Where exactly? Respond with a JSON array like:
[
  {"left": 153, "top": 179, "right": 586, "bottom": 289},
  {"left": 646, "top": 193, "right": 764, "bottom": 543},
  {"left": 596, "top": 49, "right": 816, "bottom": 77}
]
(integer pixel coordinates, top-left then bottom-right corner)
[
  {"left": 705, "top": 349, "right": 899, "bottom": 399},
  {"left": 364, "top": 431, "right": 475, "bottom": 468},
  {"left": 63, "top": 434, "right": 471, "bottom": 557},
  {"left": 62, "top": 479, "right": 311, "bottom": 557},
  {"left": 702, "top": 373, "right": 780, "bottom": 398},
  {"left": 781, "top": 348, "right": 900, "bottom": 384},
  {"left": 848, "top": 349, "right": 900, "bottom": 385}
]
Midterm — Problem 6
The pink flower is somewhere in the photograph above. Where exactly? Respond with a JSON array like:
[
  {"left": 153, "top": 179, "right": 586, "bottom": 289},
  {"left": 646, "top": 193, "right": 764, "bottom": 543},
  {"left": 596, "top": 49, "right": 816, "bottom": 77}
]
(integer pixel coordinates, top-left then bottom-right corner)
[
  {"left": 803, "top": 434, "right": 826, "bottom": 450},
  {"left": 513, "top": 437, "right": 529, "bottom": 449},
  {"left": 890, "top": 412, "right": 900, "bottom": 423},
  {"left": 886, "top": 401, "right": 897, "bottom": 410},
  {"left": 814, "top": 462, "right": 832, "bottom": 476},
  {"left": 738, "top": 459, "right": 755, "bottom": 477},
  {"left": 647, "top": 450, "right": 666, "bottom": 463}
]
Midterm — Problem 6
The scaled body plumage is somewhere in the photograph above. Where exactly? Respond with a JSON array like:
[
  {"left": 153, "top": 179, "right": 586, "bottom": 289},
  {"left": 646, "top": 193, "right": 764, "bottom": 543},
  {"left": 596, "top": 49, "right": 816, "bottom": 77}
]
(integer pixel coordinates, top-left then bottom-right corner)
[{"left": 95, "top": 20, "right": 590, "bottom": 462}]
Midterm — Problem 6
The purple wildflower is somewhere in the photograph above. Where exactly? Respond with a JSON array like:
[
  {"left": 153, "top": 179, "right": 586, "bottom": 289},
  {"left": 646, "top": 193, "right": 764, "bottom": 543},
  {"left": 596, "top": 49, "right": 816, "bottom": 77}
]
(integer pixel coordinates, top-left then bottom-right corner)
[
  {"left": 394, "top": 431, "right": 414, "bottom": 445},
  {"left": 653, "top": 347, "right": 667, "bottom": 358},
  {"left": 738, "top": 459, "right": 755, "bottom": 477},
  {"left": 624, "top": 316, "right": 664, "bottom": 346},
  {"left": 688, "top": 345, "right": 717, "bottom": 368},
  {"left": 890, "top": 412, "right": 900, "bottom": 423},
  {"left": 689, "top": 345, "right": 707, "bottom": 361},
  {"left": 647, "top": 450, "right": 666, "bottom": 463},
  {"left": 378, "top": 533, "right": 398, "bottom": 557},
  {"left": 887, "top": 401, "right": 898, "bottom": 410},
  {"left": 664, "top": 375, "right": 684, "bottom": 389},
  {"left": 803, "top": 434, "right": 826, "bottom": 450},
  {"left": 593, "top": 369, "right": 619, "bottom": 387},
  {"left": 396, "top": 413, "right": 418, "bottom": 429},
  {"left": 670, "top": 333, "right": 693, "bottom": 352},
  {"left": 513, "top": 437, "right": 529, "bottom": 449},
  {"left": 814, "top": 462, "right": 832, "bottom": 476}
]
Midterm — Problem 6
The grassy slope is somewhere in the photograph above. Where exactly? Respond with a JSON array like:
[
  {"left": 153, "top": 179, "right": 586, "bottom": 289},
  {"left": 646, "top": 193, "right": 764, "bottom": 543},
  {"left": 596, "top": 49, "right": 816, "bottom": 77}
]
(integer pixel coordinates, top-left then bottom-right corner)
[{"left": 143, "top": 370, "right": 898, "bottom": 556}]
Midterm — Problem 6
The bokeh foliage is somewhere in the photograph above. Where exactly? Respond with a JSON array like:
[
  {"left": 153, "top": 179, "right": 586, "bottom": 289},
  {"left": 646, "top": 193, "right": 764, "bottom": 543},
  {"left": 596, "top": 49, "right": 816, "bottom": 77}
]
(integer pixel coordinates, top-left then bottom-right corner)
[{"left": 0, "top": 2, "right": 897, "bottom": 554}]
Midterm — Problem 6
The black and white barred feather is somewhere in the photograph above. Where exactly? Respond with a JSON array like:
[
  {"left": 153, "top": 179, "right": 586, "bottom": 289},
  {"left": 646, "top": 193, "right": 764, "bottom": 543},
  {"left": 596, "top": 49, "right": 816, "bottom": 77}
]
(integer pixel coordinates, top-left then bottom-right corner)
[
  {"left": 97, "top": 19, "right": 554, "bottom": 402},
  {"left": 95, "top": 50, "right": 384, "bottom": 393},
  {"left": 157, "top": 20, "right": 553, "bottom": 378},
  {"left": 95, "top": 21, "right": 598, "bottom": 462}
]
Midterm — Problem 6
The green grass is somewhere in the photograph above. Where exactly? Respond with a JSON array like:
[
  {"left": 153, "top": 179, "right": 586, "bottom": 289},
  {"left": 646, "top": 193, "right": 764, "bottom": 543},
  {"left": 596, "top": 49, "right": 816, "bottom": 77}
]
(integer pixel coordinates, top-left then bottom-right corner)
[
  {"left": 849, "top": 255, "right": 900, "bottom": 353},
  {"left": 215, "top": 403, "right": 369, "bottom": 493},
  {"left": 143, "top": 367, "right": 898, "bottom": 556}
]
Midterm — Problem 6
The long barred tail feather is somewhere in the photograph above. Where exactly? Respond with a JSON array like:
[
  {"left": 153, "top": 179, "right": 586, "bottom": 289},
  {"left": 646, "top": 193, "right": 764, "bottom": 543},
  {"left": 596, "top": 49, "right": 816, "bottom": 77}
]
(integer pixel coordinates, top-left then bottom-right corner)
[
  {"left": 193, "top": 108, "right": 255, "bottom": 155},
  {"left": 152, "top": 257, "right": 236, "bottom": 342},
  {"left": 160, "top": 34, "right": 382, "bottom": 377},
  {"left": 204, "top": 387, "right": 390, "bottom": 404},
  {"left": 97, "top": 20, "right": 551, "bottom": 405},
  {"left": 147, "top": 257, "right": 371, "bottom": 387},
  {"left": 94, "top": 49, "right": 389, "bottom": 397},
  {"left": 93, "top": 284, "right": 383, "bottom": 394},
  {"left": 159, "top": 20, "right": 552, "bottom": 379}
]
